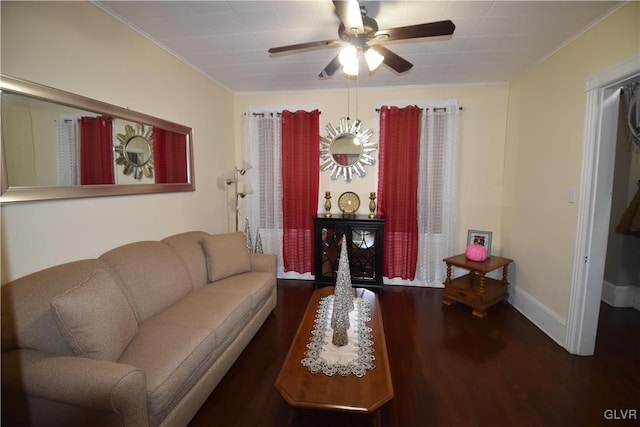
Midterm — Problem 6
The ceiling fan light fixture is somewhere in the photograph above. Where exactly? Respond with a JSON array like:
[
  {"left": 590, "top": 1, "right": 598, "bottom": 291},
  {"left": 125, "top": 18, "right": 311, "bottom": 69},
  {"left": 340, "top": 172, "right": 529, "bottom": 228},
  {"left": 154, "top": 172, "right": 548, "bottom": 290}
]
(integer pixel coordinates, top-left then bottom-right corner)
[
  {"left": 342, "top": 60, "right": 359, "bottom": 76},
  {"left": 338, "top": 45, "right": 358, "bottom": 67},
  {"left": 364, "top": 47, "right": 384, "bottom": 71},
  {"left": 267, "top": 1, "right": 455, "bottom": 79},
  {"left": 339, "top": 45, "right": 359, "bottom": 76}
]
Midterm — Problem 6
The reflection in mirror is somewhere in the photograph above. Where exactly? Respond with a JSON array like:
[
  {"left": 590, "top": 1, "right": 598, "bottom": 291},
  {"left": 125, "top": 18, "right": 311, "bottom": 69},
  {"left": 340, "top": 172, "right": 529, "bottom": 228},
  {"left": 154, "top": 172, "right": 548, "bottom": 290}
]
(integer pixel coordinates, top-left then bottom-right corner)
[
  {"left": 2, "top": 91, "right": 98, "bottom": 187},
  {"left": 126, "top": 137, "right": 151, "bottom": 165},
  {"left": 1, "top": 75, "right": 195, "bottom": 203},
  {"left": 330, "top": 133, "right": 363, "bottom": 166},
  {"left": 115, "top": 123, "right": 154, "bottom": 180},
  {"left": 320, "top": 117, "right": 377, "bottom": 182}
]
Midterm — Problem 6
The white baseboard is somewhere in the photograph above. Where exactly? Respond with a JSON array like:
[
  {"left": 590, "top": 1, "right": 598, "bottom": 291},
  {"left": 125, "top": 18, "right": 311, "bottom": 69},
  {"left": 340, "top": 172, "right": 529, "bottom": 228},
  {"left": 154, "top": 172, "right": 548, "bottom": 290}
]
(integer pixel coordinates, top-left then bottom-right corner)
[
  {"left": 601, "top": 281, "right": 640, "bottom": 310},
  {"left": 508, "top": 285, "right": 567, "bottom": 348}
]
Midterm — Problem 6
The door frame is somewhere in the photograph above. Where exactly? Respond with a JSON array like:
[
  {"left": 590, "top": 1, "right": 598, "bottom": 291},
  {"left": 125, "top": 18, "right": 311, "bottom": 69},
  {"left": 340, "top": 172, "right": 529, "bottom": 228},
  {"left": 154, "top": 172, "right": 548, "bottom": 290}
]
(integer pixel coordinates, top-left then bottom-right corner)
[{"left": 566, "top": 54, "right": 640, "bottom": 355}]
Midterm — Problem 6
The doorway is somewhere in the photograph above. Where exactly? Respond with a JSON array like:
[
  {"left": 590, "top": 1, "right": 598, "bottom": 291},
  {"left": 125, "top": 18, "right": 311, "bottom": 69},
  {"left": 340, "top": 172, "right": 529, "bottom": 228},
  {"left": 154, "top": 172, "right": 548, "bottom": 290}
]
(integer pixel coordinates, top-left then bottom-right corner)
[
  {"left": 602, "top": 80, "right": 640, "bottom": 308},
  {"left": 566, "top": 54, "right": 640, "bottom": 356}
]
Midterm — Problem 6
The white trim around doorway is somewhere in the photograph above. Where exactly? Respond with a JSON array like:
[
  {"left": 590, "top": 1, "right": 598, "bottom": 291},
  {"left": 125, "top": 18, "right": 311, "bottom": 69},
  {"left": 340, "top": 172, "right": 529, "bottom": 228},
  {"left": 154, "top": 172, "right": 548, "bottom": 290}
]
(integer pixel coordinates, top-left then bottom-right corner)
[{"left": 566, "top": 54, "right": 640, "bottom": 356}]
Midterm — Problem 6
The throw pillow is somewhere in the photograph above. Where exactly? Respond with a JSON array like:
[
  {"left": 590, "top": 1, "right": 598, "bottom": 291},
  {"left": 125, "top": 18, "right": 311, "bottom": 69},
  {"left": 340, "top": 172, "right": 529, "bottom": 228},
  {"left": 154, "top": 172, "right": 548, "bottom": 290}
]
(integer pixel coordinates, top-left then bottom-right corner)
[
  {"left": 200, "top": 232, "right": 251, "bottom": 282},
  {"left": 50, "top": 269, "right": 138, "bottom": 361}
]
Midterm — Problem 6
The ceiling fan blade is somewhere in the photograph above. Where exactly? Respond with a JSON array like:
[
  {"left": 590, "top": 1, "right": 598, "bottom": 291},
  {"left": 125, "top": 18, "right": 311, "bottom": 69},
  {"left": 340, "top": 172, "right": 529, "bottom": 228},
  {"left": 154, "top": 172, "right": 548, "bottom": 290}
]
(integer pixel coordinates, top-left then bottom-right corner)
[
  {"left": 371, "top": 45, "right": 413, "bottom": 73},
  {"left": 318, "top": 53, "right": 341, "bottom": 78},
  {"left": 375, "top": 20, "right": 455, "bottom": 42},
  {"left": 268, "top": 39, "right": 341, "bottom": 54},
  {"left": 333, "top": 0, "right": 364, "bottom": 35}
]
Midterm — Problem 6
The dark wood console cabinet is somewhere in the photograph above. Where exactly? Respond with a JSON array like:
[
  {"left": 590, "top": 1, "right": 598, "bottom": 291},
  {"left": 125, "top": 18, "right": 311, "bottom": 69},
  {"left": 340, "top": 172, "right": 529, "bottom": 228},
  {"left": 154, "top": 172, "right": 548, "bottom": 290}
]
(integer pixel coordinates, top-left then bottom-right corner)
[{"left": 313, "top": 215, "right": 385, "bottom": 293}]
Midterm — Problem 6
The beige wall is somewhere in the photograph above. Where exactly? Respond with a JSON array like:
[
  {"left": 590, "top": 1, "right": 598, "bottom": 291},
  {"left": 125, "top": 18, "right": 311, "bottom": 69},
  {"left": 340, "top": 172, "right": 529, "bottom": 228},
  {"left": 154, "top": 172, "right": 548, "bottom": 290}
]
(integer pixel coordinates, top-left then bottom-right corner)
[
  {"left": 502, "top": 2, "right": 640, "bottom": 319},
  {"left": 1, "top": 1, "right": 235, "bottom": 283},
  {"left": 235, "top": 84, "right": 510, "bottom": 255}
]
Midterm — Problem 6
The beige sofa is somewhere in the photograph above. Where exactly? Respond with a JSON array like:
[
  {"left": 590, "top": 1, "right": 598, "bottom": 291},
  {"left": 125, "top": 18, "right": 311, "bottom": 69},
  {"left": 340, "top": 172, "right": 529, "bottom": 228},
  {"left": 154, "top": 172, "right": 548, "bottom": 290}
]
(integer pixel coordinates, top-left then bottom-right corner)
[{"left": 1, "top": 231, "right": 277, "bottom": 427}]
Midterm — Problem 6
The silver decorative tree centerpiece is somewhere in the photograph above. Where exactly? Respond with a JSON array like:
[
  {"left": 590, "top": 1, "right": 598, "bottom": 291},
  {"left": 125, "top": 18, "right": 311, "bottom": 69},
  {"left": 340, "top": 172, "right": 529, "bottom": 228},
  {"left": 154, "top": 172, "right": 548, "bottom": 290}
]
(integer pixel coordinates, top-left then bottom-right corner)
[{"left": 331, "top": 235, "right": 355, "bottom": 346}]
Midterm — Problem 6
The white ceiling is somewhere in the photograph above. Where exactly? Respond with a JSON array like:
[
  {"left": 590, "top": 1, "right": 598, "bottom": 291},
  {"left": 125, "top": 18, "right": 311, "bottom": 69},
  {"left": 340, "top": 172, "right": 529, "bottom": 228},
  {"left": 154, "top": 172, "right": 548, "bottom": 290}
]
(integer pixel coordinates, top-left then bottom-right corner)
[{"left": 95, "top": 1, "right": 623, "bottom": 93}]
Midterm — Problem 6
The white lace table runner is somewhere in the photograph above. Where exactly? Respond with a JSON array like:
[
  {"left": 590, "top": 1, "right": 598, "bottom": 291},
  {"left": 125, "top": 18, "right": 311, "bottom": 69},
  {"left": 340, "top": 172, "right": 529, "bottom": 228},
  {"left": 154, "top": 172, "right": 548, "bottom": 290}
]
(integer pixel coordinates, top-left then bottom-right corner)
[{"left": 301, "top": 295, "right": 375, "bottom": 377}]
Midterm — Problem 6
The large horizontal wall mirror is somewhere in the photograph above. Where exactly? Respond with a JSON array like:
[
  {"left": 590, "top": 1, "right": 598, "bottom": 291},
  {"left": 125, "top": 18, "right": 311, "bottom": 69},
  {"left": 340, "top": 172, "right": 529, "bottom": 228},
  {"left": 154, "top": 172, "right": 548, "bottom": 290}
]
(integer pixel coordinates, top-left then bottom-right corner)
[
  {"left": 320, "top": 117, "right": 377, "bottom": 182},
  {"left": 1, "top": 75, "right": 195, "bottom": 203}
]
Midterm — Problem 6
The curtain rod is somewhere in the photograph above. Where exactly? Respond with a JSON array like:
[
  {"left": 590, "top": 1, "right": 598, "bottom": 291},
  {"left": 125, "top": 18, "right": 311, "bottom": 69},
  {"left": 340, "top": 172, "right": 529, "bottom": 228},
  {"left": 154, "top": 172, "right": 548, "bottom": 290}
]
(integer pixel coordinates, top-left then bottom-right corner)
[
  {"left": 244, "top": 111, "right": 322, "bottom": 117},
  {"left": 55, "top": 116, "right": 113, "bottom": 122},
  {"left": 375, "top": 106, "right": 463, "bottom": 112},
  {"left": 246, "top": 112, "right": 281, "bottom": 117}
]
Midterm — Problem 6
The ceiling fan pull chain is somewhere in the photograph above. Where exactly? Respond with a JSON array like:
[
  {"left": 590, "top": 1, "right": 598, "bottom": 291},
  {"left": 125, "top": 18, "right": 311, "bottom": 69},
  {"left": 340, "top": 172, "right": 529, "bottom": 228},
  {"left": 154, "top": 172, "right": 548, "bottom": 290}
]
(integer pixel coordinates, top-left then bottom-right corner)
[
  {"left": 356, "top": 73, "right": 359, "bottom": 121},
  {"left": 347, "top": 75, "right": 351, "bottom": 120}
]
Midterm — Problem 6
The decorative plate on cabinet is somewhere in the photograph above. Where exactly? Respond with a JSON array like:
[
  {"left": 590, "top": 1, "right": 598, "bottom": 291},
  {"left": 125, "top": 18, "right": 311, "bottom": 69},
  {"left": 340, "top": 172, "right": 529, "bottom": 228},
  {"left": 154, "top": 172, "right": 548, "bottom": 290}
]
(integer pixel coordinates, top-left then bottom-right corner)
[{"left": 338, "top": 191, "right": 360, "bottom": 214}]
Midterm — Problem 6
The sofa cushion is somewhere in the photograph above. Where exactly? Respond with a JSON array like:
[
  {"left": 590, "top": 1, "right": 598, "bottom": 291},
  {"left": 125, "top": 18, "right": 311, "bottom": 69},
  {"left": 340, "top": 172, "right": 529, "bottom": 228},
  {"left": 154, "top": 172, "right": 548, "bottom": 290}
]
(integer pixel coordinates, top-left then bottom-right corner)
[
  {"left": 100, "top": 241, "right": 193, "bottom": 322},
  {"left": 117, "top": 322, "right": 217, "bottom": 421},
  {"left": 1, "top": 259, "right": 111, "bottom": 356},
  {"left": 146, "top": 288, "right": 254, "bottom": 347},
  {"left": 50, "top": 269, "right": 138, "bottom": 361},
  {"left": 207, "top": 272, "right": 276, "bottom": 310},
  {"left": 162, "top": 231, "right": 209, "bottom": 290},
  {"left": 118, "top": 288, "right": 256, "bottom": 419},
  {"left": 200, "top": 232, "right": 251, "bottom": 282}
]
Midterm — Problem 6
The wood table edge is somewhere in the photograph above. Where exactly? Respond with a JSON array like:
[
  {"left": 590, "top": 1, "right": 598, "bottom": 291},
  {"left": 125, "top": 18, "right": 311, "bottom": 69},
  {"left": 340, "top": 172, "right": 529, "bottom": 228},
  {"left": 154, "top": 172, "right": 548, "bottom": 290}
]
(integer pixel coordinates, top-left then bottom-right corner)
[{"left": 274, "top": 287, "right": 394, "bottom": 413}]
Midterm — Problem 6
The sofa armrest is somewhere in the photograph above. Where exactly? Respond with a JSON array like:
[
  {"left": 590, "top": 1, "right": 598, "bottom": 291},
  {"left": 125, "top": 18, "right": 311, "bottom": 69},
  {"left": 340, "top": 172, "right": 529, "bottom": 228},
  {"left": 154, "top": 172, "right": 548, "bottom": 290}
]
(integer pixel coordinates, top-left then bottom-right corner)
[
  {"left": 250, "top": 253, "right": 277, "bottom": 273},
  {"left": 2, "top": 349, "right": 148, "bottom": 427}
]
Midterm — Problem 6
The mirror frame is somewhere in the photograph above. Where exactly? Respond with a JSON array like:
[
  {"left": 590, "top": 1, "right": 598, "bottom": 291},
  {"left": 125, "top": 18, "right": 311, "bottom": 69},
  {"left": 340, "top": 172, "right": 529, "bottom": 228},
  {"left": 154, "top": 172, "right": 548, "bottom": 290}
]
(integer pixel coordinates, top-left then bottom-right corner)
[
  {"left": 319, "top": 117, "right": 377, "bottom": 182},
  {"left": 1, "top": 75, "right": 195, "bottom": 204}
]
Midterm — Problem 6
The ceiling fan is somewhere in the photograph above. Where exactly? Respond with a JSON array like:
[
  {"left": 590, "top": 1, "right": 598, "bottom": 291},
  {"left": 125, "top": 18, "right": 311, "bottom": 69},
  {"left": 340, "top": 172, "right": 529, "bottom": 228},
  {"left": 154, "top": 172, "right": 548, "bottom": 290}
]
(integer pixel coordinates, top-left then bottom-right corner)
[{"left": 268, "top": 0, "right": 455, "bottom": 77}]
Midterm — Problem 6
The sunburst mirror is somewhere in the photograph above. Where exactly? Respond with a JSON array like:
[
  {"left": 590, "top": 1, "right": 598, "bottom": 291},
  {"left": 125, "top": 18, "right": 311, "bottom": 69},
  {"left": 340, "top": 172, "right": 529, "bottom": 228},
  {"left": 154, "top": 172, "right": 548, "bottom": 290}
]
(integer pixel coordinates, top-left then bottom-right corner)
[
  {"left": 115, "top": 123, "right": 154, "bottom": 180},
  {"left": 320, "top": 117, "right": 377, "bottom": 182}
]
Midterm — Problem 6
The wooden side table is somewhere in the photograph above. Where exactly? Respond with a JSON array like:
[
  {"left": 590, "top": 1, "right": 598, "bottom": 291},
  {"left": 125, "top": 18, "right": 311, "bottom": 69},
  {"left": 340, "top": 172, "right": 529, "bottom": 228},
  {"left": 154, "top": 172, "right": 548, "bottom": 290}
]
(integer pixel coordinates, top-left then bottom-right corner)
[{"left": 442, "top": 254, "right": 513, "bottom": 318}]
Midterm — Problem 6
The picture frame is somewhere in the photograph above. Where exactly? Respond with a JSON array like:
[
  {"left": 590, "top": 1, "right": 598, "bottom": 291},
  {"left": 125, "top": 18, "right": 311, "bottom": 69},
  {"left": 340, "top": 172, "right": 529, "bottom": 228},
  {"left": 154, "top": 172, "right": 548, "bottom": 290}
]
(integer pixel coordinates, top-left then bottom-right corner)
[{"left": 467, "top": 229, "right": 492, "bottom": 255}]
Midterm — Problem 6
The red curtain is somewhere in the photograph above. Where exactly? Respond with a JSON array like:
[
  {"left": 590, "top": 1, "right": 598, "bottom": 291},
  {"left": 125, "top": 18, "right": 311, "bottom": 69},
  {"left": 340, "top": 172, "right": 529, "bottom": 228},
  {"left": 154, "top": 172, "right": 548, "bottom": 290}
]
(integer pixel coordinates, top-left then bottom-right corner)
[
  {"left": 80, "top": 116, "right": 114, "bottom": 185},
  {"left": 154, "top": 128, "right": 188, "bottom": 183},
  {"left": 377, "top": 106, "right": 421, "bottom": 279},
  {"left": 281, "top": 109, "right": 320, "bottom": 274}
]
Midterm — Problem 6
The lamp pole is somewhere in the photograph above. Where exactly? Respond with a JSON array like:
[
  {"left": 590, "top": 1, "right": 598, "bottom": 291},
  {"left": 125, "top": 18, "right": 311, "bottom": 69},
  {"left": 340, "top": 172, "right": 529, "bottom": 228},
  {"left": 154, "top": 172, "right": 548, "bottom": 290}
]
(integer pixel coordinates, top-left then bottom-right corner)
[{"left": 226, "top": 166, "right": 248, "bottom": 232}]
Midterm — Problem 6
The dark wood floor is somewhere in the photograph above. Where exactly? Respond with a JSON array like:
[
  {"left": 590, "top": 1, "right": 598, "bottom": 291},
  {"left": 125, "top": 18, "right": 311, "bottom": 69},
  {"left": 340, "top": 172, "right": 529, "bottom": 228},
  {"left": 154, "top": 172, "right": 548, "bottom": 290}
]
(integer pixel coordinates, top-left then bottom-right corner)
[{"left": 189, "top": 280, "right": 640, "bottom": 427}]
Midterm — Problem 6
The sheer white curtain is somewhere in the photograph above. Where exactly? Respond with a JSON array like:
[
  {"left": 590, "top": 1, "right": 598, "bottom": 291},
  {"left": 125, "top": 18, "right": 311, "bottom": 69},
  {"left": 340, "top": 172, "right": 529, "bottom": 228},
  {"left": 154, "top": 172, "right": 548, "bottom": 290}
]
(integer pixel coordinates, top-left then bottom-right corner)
[
  {"left": 415, "top": 102, "right": 459, "bottom": 287},
  {"left": 244, "top": 105, "right": 318, "bottom": 280},
  {"left": 56, "top": 114, "right": 81, "bottom": 185},
  {"left": 245, "top": 110, "right": 283, "bottom": 266}
]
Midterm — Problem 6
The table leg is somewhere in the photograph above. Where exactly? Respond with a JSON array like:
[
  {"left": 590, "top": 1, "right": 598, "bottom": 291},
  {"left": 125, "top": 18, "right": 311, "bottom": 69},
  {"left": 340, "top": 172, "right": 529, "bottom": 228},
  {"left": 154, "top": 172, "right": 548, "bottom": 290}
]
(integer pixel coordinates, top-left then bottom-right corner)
[
  {"left": 479, "top": 273, "right": 486, "bottom": 295},
  {"left": 502, "top": 264, "right": 510, "bottom": 286},
  {"left": 442, "top": 262, "right": 453, "bottom": 306},
  {"left": 472, "top": 308, "right": 487, "bottom": 318}
]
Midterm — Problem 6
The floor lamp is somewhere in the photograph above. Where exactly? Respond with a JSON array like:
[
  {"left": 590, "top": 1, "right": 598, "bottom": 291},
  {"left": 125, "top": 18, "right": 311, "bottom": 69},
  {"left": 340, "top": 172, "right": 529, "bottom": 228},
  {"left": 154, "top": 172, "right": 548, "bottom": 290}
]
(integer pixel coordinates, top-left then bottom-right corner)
[{"left": 225, "top": 162, "right": 252, "bottom": 231}]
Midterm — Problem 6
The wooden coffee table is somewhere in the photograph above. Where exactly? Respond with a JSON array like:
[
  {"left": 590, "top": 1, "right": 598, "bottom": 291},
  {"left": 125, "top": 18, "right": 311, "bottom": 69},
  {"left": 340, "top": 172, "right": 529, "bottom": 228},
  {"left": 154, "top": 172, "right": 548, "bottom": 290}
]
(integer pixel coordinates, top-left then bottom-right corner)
[{"left": 275, "top": 286, "right": 394, "bottom": 414}]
